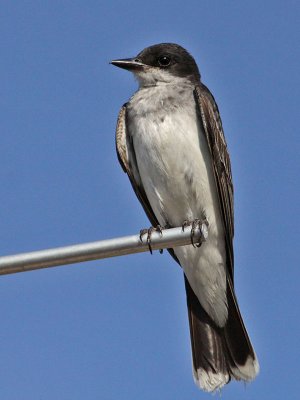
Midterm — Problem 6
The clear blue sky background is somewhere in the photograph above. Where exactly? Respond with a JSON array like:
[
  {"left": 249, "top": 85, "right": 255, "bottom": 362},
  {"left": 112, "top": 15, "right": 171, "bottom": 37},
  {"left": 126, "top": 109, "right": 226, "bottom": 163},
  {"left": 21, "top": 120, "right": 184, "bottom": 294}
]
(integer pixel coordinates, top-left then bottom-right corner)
[{"left": 1, "top": 1, "right": 299, "bottom": 399}]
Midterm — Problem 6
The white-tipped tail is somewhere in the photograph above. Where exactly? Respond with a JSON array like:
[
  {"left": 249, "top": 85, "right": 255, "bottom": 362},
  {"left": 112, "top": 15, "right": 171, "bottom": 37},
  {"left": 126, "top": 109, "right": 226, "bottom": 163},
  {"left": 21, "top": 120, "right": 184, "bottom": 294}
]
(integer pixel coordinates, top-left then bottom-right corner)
[
  {"left": 230, "top": 353, "right": 260, "bottom": 381},
  {"left": 185, "top": 276, "right": 259, "bottom": 393},
  {"left": 193, "top": 368, "right": 229, "bottom": 392}
]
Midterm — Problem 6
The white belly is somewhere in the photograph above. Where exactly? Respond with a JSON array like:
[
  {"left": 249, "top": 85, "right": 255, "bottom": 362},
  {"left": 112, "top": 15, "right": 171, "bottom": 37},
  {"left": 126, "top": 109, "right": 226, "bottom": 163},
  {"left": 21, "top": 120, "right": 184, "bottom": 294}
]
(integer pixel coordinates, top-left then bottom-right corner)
[{"left": 127, "top": 85, "right": 228, "bottom": 326}]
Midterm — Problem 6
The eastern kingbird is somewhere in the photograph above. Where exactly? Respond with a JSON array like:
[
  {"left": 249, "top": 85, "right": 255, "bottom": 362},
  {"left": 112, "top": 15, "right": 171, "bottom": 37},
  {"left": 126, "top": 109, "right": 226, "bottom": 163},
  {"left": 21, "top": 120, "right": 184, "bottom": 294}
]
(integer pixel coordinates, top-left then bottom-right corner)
[{"left": 111, "top": 43, "right": 259, "bottom": 392}]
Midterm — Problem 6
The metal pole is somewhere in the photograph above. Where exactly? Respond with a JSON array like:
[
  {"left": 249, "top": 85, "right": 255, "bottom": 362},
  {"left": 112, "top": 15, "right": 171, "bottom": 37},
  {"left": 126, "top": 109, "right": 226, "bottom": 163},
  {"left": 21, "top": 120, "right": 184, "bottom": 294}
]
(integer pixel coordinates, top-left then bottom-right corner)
[{"left": 0, "top": 224, "right": 208, "bottom": 276}]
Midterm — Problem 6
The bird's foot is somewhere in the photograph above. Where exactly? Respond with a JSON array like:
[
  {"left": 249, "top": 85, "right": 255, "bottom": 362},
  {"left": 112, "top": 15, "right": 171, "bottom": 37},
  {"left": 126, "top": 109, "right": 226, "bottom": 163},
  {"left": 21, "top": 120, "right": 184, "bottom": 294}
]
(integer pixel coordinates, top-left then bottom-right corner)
[
  {"left": 182, "top": 218, "right": 209, "bottom": 248},
  {"left": 139, "top": 225, "right": 164, "bottom": 254}
]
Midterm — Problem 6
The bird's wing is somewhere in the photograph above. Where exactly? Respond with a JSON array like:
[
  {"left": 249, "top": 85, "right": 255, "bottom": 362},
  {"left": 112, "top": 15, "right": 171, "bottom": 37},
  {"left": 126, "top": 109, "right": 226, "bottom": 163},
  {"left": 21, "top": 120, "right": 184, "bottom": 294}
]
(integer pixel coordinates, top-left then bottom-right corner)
[
  {"left": 116, "top": 104, "right": 160, "bottom": 227},
  {"left": 116, "top": 104, "right": 180, "bottom": 264},
  {"left": 194, "top": 84, "right": 234, "bottom": 280}
]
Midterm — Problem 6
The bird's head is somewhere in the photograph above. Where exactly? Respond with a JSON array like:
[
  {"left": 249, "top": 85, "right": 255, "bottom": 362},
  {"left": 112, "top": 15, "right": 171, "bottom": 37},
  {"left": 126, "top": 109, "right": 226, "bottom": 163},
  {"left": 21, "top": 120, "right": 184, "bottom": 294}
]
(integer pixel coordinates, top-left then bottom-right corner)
[{"left": 111, "top": 43, "right": 200, "bottom": 87}]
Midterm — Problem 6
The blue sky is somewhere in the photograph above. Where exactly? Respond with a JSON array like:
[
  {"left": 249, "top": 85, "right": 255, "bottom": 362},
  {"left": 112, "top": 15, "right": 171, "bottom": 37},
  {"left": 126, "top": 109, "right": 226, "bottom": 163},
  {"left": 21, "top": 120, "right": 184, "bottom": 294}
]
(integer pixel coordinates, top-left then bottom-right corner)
[{"left": 1, "top": 1, "right": 299, "bottom": 398}]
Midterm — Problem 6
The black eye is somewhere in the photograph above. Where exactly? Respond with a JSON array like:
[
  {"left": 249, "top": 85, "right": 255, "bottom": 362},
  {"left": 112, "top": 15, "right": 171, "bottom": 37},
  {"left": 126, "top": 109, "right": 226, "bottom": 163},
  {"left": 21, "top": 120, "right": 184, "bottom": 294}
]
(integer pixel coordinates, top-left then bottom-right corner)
[{"left": 158, "top": 55, "right": 171, "bottom": 67}]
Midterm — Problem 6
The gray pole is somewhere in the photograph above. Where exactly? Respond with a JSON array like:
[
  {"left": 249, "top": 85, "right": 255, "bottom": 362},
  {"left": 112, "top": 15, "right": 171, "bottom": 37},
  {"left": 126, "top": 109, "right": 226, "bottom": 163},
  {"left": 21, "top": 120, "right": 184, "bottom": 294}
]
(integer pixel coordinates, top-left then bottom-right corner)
[{"left": 0, "top": 224, "right": 208, "bottom": 276}]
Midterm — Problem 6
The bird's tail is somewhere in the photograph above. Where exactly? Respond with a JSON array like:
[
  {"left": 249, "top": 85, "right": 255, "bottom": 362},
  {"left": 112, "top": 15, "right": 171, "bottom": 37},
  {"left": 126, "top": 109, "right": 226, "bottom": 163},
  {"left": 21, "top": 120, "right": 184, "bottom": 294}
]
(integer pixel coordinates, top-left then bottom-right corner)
[{"left": 184, "top": 275, "right": 259, "bottom": 392}]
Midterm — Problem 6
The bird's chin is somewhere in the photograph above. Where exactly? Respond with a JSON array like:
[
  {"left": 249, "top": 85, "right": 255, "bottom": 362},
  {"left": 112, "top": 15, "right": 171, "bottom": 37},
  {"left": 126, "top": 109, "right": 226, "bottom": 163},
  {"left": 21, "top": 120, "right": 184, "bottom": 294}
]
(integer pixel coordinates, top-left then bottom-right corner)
[
  {"left": 133, "top": 70, "right": 156, "bottom": 87},
  {"left": 133, "top": 69, "right": 174, "bottom": 88}
]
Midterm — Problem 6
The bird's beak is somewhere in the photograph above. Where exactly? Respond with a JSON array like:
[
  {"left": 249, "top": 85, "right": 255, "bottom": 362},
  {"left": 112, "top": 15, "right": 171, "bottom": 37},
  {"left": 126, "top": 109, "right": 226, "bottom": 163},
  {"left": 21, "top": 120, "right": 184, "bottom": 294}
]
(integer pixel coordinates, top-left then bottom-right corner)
[{"left": 110, "top": 58, "right": 146, "bottom": 71}]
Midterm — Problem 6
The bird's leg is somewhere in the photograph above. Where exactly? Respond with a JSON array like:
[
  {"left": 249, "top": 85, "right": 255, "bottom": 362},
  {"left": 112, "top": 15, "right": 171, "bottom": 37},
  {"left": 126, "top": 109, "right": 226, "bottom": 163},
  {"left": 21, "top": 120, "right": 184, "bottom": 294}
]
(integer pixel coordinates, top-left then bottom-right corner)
[
  {"left": 181, "top": 220, "right": 190, "bottom": 232},
  {"left": 139, "top": 225, "right": 164, "bottom": 254},
  {"left": 181, "top": 218, "right": 209, "bottom": 248},
  {"left": 191, "top": 218, "right": 209, "bottom": 247},
  {"left": 156, "top": 225, "right": 164, "bottom": 254}
]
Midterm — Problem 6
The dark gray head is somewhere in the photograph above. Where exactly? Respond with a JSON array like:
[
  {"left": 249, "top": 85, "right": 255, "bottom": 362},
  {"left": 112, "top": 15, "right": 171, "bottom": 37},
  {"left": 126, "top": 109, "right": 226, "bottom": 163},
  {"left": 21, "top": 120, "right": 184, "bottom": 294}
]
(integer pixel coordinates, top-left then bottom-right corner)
[{"left": 111, "top": 43, "right": 201, "bottom": 87}]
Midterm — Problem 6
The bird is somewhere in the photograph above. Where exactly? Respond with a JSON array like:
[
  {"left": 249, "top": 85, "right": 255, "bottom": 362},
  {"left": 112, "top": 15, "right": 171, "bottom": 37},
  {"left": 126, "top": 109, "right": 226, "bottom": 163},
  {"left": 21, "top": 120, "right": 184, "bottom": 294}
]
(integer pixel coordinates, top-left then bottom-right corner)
[{"left": 111, "top": 43, "right": 259, "bottom": 392}]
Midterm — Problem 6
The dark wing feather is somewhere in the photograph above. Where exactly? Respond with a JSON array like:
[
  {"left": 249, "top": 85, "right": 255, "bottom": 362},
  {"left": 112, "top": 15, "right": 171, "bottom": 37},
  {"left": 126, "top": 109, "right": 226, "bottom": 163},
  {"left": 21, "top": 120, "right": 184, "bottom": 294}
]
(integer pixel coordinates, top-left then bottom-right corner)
[
  {"left": 194, "top": 84, "right": 234, "bottom": 281},
  {"left": 190, "top": 85, "right": 258, "bottom": 388},
  {"left": 116, "top": 104, "right": 159, "bottom": 227}
]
